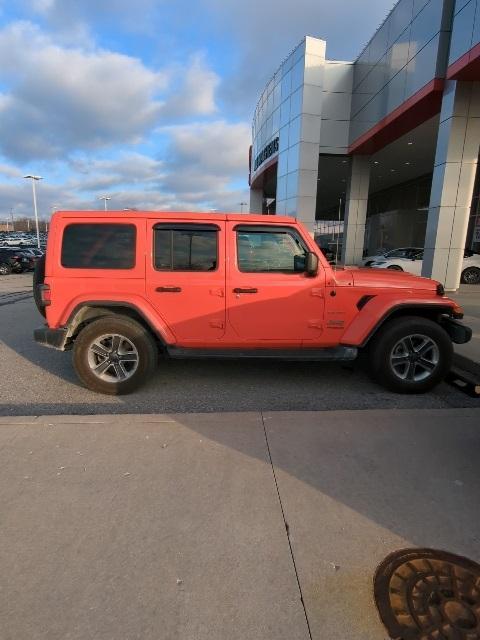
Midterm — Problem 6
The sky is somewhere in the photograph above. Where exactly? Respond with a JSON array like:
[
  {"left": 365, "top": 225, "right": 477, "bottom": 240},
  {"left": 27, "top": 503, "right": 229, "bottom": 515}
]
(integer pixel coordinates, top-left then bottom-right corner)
[{"left": 0, "top": 0, "right": 392, "bottom": 221}]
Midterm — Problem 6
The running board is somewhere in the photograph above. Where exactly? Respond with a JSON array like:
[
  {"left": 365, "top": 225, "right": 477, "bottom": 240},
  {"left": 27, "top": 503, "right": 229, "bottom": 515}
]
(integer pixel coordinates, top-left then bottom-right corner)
[{"left": 166, "top": 346, "right": 358, "bottom": 361}]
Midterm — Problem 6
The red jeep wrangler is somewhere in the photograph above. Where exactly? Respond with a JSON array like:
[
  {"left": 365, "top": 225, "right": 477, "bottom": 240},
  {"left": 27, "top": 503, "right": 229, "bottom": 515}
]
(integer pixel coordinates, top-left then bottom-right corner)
[{"left": 33, "top": 211, "right": 471, "bottom": 395}]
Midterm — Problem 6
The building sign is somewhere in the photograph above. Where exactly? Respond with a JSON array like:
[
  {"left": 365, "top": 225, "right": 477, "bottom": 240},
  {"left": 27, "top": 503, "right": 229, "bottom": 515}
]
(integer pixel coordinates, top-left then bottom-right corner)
[{"left": 254, "top": 137, "right": 279, "bottom": 172}]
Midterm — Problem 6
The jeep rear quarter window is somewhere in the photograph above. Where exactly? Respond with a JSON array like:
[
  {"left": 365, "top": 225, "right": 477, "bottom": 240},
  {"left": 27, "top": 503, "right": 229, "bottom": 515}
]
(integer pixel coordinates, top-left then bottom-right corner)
[
  {"left": 153, "top": 224, "right": 218, "bottom": 271},
  {"left": 61, "top": 223, "right": 136, "bottom": 269}
]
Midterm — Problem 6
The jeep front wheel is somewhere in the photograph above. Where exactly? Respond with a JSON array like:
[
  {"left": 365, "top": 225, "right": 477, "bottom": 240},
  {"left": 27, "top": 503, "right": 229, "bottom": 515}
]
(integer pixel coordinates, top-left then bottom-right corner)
[
  {"left": 73, "top": 316, "right": 157, "bottom": 395},
  {"left": 369, "top": 316, "right": 453, "bottom": 393}
]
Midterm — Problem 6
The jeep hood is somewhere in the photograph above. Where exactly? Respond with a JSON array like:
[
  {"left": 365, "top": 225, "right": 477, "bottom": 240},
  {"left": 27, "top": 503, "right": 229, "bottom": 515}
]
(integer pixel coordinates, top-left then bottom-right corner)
[{"left": 333, "top": 266, "right": 439, "bottom": 291}]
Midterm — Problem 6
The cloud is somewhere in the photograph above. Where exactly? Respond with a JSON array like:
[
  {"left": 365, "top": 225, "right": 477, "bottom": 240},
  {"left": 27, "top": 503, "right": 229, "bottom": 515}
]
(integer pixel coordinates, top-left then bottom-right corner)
[
  {"left": 0, "top": 22, "right": 167, "bottom": 161},
  {"left": 0, "top": 22, "right": 222, "bottom": 163},
  {"left": 158, "top": 120, "right": 250, "bottom": 203},
  {"left": 160, "top": 53, "right": 219, "bottom": 120},
  {"left": 67, "top": 153, "right": 164, "bottom": 192},
  {"left": 64, "top": 121, "right": 251, "bottom": 212},
  {"left": 28, "top": 0, "right": 159, "bottom": 34},
  {"left": 0, "top": 162, "right": 23, "bottom": 179}
]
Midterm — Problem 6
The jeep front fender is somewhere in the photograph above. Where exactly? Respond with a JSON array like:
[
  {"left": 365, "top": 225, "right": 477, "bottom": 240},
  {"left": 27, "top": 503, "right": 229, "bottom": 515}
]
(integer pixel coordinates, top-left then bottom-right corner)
[{"left": 340, "top": 296, "right": 456, "bottom": 347}]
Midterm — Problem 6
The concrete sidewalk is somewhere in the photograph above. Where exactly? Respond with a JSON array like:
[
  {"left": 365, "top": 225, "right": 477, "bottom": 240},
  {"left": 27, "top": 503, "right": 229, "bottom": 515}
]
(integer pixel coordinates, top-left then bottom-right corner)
[{"left": 1, "top": 409, "right": 479, "bottom": 640}]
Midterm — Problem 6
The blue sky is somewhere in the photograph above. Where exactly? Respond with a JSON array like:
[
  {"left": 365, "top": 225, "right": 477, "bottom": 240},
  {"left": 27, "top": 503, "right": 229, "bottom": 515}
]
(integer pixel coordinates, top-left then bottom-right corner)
[{"left": 0, "top": 0, "right": 391, "bottom": 220}]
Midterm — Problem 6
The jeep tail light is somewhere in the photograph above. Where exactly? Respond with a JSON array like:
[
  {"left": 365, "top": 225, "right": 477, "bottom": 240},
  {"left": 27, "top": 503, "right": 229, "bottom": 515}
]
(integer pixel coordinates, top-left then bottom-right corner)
[{"left": 39, "top": 284, "right": 51, "bottom": 307}]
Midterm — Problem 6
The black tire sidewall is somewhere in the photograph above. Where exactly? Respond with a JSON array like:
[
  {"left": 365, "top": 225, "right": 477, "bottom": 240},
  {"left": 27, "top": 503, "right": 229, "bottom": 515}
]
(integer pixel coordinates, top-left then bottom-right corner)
[
  {"left": 461, "top": 267, "right": 480, "bottom": 284},
  {"left": 73, "top": 316, "right": 157, "bottom": 395},
  {"left": 369, "top": 316, "right": 453, "bottom": 393},
  {"left": 0, "top": 262, "right": 12, "bottom": 275}
]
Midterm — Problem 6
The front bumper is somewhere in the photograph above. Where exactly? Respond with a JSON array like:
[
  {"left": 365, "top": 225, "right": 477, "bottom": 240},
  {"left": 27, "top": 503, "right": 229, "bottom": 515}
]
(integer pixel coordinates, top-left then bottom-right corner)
[
  {"left": 440, "top": 317, "right": 472, "bottom": 344},
  {"left": 34, "top": 326, "right": 69, "bottom": 350}
]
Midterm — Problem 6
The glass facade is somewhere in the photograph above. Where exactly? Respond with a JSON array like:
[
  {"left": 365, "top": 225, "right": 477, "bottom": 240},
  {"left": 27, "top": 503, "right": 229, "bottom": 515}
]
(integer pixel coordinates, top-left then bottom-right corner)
[
  {"left": 449, "top": 0, "right": 480, "bottom": 67},
  {"left": 350, "top": 0, "right": 451, "bottom": 145},
  {"left": 250, "top": 0, "right": 480, "bottom": 286},
  {"left": 365, "top": 174, "right": 432, "bottom": 254}
]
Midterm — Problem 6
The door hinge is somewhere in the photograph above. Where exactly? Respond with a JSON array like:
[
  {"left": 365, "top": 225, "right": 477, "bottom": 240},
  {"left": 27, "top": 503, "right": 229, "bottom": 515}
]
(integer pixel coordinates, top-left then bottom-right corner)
[
  {"left": 209, "top": 320, "right": 225, "bottom": 329},
  {"left": 308, "top": 320, "right": 323, "bottom": 329},
  {"left": 210, "top": 288, "right": 224, "bottom": 297},
  {"left": 311, "top": 288, "right": 324, "bottom": 298}
]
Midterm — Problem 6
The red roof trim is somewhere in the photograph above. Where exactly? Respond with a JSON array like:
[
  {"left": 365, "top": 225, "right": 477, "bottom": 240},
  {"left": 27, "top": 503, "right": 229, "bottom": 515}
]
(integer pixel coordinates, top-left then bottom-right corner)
[
  {"left": 348, "top": 78, "right": 445, "bottom": 155},
  {"left": 447, "top": 42, "right": 480, "bottom": 81}
]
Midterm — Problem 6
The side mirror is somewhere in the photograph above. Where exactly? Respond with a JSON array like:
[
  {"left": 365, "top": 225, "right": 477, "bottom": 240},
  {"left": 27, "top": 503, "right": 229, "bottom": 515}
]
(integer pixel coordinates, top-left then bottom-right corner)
[{"left": 306, "top": 251, "right": 318, "bottom": 277}]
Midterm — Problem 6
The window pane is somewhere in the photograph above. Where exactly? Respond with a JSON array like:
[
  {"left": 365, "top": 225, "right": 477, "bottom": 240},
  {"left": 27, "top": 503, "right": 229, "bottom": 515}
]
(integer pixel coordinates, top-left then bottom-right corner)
[
  {"left": 154, "top": 228, "right": 217, "bottom": 271},
  {"left": 61, "top": 224, "right": 136, "bottom": 269},
  {"left": 154, "top": 229, "right": 171, "bottom": 269},
  {"left": 237, "top": 230, "right": 307, "bottom": 273}
]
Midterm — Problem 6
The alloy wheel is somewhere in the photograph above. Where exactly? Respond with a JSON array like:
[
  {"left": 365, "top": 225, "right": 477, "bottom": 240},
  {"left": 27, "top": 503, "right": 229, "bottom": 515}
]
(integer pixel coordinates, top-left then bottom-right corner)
[
  {"left": 389, "top": 334, "right": 440, "bottom": 382},
  {"left": 87, "top": 333, "right": 139, "bottom": 382}
]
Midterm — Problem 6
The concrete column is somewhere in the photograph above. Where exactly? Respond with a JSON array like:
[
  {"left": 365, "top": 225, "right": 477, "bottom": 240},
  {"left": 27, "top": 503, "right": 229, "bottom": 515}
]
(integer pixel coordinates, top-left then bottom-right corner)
[
  {"left": 422, "top": 81, "right": 480, "bottom": 290},
  {"left": 341, "top": 155, "right": 370, "bottom": 265},
  {"left": 249, "top": 188, "right": 263, "bottom": 213}
]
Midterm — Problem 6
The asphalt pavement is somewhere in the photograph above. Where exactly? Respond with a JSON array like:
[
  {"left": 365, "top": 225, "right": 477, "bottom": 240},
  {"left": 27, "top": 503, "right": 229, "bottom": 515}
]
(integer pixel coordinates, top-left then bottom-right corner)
[{"left": 1, "top": 409, "right": 479, "bottom": 639}]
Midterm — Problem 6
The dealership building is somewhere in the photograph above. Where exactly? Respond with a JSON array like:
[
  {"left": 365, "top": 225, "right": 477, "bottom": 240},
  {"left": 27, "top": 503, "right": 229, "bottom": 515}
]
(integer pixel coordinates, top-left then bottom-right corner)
[{"left": 249, "top": 0, "right": 480, "bottom": 289}]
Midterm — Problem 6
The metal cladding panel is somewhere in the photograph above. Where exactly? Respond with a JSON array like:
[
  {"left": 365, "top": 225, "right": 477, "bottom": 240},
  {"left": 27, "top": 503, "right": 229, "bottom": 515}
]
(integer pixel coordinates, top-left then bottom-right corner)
[
  {"left": 350, "top": 0, "right": 451, "bottom": 149},
  {"left": 449, "top": 0, "right": 476, "bottom": 67}
]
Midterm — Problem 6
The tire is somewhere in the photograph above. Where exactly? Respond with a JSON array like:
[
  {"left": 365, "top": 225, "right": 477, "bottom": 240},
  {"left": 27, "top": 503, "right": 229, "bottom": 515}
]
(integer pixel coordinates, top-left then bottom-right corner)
[
  {"left": 461, "top": 266, "right": 480, "bottom": 285},
  {"left": 387, "top": 265, "right": 403, "bottom": 271},
  {"left": 368, "top": 316, "right": 453, "bottom": 393},
  {"left": 73, "top": 315, "right": 157, "bottom": 395},
  {"left": 33, "top": 255, "right": 46, "bottom": 317},
  {"left": 0, "top": 262, "right": 12, "bottom": 275}
]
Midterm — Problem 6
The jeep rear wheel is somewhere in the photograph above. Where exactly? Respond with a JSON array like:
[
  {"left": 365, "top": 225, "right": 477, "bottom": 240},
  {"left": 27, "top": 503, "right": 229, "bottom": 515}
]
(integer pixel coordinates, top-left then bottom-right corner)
[
  {"left": 73, "top": 316, "right": 157, "bottom": 395},
  {"left": 368, "top": 316, "right": 452, "bottom": 393}
]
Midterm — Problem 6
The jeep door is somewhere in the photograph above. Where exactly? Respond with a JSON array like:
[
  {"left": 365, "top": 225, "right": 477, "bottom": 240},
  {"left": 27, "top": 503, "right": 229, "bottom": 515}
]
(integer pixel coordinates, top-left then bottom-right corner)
[
  {"left": 146, "top": 221, "right": 226, "bottom": 345},
  {"left": 226, "top": 224, "right": 325, "bottom": 344}
]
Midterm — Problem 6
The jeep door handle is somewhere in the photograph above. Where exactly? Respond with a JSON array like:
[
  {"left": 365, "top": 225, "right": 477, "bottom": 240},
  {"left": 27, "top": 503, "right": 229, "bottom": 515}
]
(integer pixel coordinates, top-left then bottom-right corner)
[
  {"left": 156, "top": 286, "right": 182, "bottom": 292},
  {"left": 233, "top": 287, "right": 258, "bottom": 294}
]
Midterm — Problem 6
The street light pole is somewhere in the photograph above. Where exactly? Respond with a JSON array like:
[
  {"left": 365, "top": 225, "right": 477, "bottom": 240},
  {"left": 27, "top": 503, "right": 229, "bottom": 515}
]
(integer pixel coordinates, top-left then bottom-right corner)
[
  {"left": 239, "top": 201, "right": 248, "bottom": 213},
  {"left": 24, "top": 175, "right": 43, "bottom": 249},
  {"left": 98, "top": 195, "right": 111, "bottom": 211}
]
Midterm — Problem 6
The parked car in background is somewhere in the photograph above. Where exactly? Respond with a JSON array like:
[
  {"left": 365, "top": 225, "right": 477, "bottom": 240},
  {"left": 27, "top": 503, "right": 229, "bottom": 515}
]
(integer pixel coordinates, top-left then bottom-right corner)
[
  {"left": 370, "top": 249, "right": 480, "bottom": 284},
  {"left": 13, "top": 249, "right": 37, "bottom": 270},
  {"left": 362, "top": 247, "right": 422, "bottom": 267},
  {"left": 0, "top": 248, "right": 28, "bottom": 274},
  {"left": 0, "top": 234, "right": 31, "bottom": 247}
]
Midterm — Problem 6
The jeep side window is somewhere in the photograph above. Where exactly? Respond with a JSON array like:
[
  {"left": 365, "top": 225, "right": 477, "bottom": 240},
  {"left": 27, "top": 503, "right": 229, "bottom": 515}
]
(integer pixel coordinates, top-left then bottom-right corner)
[
  {"left": 154, "top": 224, "right": 218, "bottom": 271},
  {"left": 236, "top": 228, "right": 307, "bottom": 273},
  {"left": 61, "top": 224, "right": 136, "bottom": 269}
]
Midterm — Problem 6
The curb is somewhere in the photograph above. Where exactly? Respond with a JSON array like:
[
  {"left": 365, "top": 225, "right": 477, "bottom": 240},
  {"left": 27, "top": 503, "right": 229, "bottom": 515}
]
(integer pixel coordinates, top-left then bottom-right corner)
[{"left": 448, "top": 353, "right": 480, "bottom": 397}]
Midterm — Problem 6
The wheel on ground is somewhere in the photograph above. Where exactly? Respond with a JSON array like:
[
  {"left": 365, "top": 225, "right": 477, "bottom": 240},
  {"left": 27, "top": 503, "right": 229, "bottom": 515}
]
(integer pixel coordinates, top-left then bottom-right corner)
[
  {"left": 0, "top": 262, "right": 12, "bottom": 275},
  {"left": 461, "top": 266, "right": 480, "bottom": 284},
  {"left": 387, "top": 265, "right": 403, "bottom": 271},
  {"left": 368, "top": 316, "right": 453, "bottom": 393},
  {"left": 33, "top": 254, "right": 46, "bottom": 317},
  {"left": 73, "top": 315, "right": 157, "bottom": 395}
]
